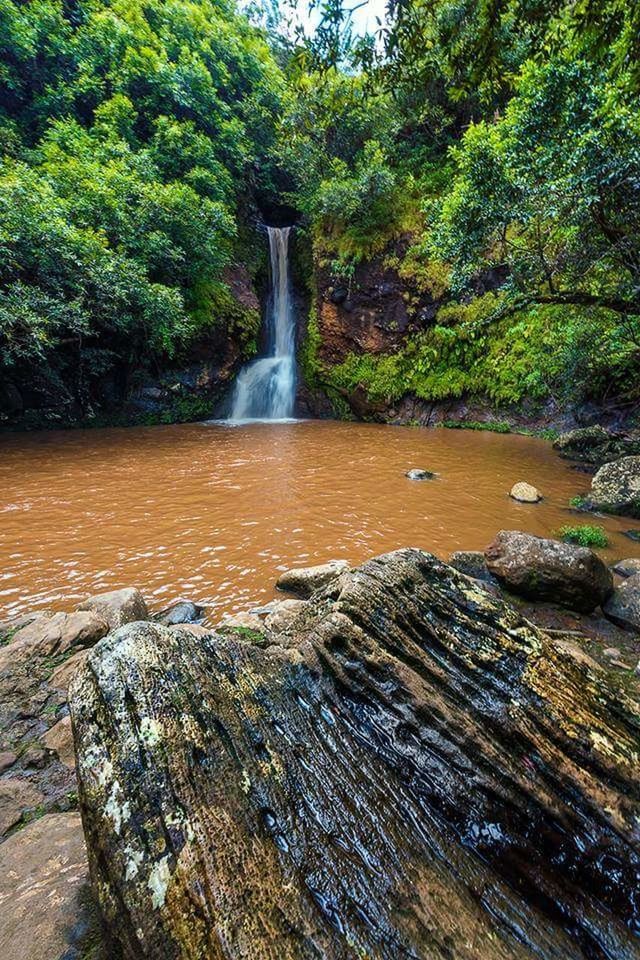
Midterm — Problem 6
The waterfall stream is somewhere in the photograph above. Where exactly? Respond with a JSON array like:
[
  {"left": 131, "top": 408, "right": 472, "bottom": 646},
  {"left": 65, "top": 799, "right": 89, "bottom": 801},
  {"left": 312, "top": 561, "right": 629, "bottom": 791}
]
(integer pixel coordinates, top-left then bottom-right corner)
[{"left": 229, "top": 226, "right": 296, "bottom": 421}]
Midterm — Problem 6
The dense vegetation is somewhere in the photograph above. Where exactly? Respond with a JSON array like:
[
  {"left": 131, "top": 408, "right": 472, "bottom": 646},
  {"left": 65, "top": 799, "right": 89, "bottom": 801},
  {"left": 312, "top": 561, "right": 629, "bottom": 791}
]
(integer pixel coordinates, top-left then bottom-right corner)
[
  {"left": 0, "top": 0, "right": 282, "bottom": 420},
  {"left": 1, "top": 0, "right": 639, "bottom": 424},
  {"left": 287, "top": 0, "right": 640, "bottom": 415}
]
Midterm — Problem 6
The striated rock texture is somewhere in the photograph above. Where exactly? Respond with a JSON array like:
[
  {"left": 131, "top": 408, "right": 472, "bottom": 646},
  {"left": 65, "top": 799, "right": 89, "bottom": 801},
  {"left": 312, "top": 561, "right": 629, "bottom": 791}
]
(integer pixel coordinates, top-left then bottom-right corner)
[
  {"left": 485, "top": 530, "right": 613, "bottom": 612},
  {"left": 70, "top": 550, "right": 640, "bottom": 960}
]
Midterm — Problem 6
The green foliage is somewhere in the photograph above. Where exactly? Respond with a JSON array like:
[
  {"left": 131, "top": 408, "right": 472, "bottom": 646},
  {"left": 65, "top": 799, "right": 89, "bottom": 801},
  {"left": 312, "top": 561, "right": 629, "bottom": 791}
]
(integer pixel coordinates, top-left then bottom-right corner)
[
  {"left": 0, "top": 0, "right": 283, "bottom": 415},
  {"left": 324, "top": 297, "right": 636, "bottom": 409},
  {"left": 440, "top": 420, "right": 511, "bottom": 434},
  {"left": 557, "top": 524, "right": 609, "bottom": 548},
  {"left": 569, "top": 495, "right": 589, "bottom": 509}
]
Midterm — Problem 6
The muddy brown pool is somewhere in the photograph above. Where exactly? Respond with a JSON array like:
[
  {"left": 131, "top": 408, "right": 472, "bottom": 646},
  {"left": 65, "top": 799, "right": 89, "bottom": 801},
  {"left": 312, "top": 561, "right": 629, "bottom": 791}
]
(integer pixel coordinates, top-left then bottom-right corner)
[{"left": 0, "top": 419, "right": 633, "bottom": 622}]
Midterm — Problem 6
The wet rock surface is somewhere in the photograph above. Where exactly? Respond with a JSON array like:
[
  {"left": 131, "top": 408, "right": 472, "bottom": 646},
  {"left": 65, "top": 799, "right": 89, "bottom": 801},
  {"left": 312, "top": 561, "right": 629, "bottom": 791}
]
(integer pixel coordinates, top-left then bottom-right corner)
[
  {"left": 70, "top": 550, "right": 640, "bottom": 960},
  {"left": 276, "top": 559, "right": 350, "bottom": 597},
  {"left": 77, "top": 587, "right": 149, "bottom": 629},
  {"left": 485, "top": 529, "right": 613, "bottom": 612},
  {"left": 0, "top": 812, "right": 104, "bottom": 960},
  {"left": 553, "top": 425, "right": 640, "bottom": 465},
  {"left": 603, "top": 573, "right": 640, "bottom": 633},
  {"left": 589, "top": 455, "right": 640, "bottom": 518}
]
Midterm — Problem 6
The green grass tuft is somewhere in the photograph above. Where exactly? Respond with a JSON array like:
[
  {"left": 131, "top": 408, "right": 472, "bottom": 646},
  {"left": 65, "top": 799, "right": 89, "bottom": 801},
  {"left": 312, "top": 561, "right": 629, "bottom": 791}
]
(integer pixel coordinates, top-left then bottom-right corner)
[{"left": 556, "top": 524, "right": 609, "bottom": 548}]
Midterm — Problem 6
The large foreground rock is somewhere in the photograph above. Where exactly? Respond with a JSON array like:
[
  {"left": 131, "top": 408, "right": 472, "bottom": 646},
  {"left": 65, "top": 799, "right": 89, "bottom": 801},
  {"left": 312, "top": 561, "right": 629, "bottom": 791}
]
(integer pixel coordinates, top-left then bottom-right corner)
[
  {"left": 70, "top": 551, "right": 640, "bottom": 960},
  {"left": 0, "top": 812, "right": 101, "bottom": 960},
  {"left": 589, "top": 455, "right": 640, "bottom": 517},
  {"left": 276, "top": 559, "right": 349, "bottom": 597},
  {"left": 485, "top": 530, "right": 613, "bottom": 611},
  {"left": 77, "top": 587, "right": 148, "bottom": 629},
  {"left": 603, "top": 573, "right": 640, "bottom": 633}
]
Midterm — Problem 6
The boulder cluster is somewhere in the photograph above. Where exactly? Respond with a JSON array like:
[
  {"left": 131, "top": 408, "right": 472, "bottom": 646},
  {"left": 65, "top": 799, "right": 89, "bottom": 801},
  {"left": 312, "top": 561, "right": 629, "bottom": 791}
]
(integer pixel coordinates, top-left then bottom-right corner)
[{"left": 0, "top": 531, "right": 638, "bottom": 959}]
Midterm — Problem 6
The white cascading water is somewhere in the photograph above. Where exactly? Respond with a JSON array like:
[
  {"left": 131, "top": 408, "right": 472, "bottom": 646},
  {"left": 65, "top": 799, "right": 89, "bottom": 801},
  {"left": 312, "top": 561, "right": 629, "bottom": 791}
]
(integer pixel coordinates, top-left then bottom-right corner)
[{"left": 229, "top": 226, "right": 296, "bottom": 421}]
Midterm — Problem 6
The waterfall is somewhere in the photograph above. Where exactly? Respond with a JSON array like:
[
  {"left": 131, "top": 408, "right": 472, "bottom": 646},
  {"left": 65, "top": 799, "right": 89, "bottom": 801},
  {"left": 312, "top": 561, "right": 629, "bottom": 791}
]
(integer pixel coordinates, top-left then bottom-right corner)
[{"left": 229, "top": 226, "right": 296, "bottom": 421}]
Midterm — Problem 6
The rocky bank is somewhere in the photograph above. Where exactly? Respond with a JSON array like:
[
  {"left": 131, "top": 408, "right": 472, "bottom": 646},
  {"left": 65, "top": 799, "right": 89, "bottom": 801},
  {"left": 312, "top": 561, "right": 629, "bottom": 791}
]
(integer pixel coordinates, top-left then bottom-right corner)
[{"left": 1, "top": 533, "right": 639, "bottom": 958}]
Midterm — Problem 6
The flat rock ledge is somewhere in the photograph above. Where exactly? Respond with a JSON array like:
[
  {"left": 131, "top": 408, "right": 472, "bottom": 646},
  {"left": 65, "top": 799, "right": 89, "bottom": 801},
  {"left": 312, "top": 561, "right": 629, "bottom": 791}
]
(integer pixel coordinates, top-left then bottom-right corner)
[{"left": 70, "top": 550, "right": 640, "bottom": 960}]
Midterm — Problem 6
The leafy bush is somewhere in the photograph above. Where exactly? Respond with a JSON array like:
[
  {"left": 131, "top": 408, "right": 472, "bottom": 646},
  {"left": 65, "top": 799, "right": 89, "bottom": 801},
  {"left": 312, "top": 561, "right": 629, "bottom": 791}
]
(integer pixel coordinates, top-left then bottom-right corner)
[
  {"left": 0, "top": 0, "right": 284, "bottom": 414},
  {"left": 557, "top": 525, "right": 609, "bottom": 548}
]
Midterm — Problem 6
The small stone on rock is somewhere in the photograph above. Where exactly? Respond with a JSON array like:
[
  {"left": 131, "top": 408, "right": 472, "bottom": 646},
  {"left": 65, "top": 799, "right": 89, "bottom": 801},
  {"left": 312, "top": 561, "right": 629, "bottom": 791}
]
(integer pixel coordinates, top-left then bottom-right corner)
[
  {"left": 612, "top": 558, "right": 640, "bottom": 578},
  {"left": 277, "top": 560, "right": 350, "bottom": 598}
]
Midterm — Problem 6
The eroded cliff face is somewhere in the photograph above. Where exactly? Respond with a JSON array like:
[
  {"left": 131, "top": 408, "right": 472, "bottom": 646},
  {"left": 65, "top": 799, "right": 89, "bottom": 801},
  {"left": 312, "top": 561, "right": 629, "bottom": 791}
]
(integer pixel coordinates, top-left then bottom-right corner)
[
  {"left": 303, "top": 237, "right": 511, "bottom": 424},
  {"left": 312, "top": 238, "right": 432, "bottom": 373},
  {"left": 302, "top": 239, "right": 636, "bottom": 433}
]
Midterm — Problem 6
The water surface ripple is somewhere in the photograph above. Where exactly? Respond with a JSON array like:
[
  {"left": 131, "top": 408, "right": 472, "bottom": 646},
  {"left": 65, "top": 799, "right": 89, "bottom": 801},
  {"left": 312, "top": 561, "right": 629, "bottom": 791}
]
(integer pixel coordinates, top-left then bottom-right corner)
[{"left": 0, "top": 420, "right": 631, "bottom": 621}]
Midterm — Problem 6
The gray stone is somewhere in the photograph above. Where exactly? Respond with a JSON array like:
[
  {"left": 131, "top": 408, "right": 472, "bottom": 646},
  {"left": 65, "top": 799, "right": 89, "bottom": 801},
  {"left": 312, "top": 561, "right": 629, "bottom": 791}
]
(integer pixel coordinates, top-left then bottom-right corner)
[
  {"left": 589, "top": 456, "right": 640, "bottom": 518},
  {"left": 77, "top": 587, "right": 148, "bottom": 629},
  {"left": 485, "top": 530, "right": 613, "bottom": 613},
  {"left": 154, "top": 600, "right": 202, "bottom": 626},
  {"left": 405, "top": 468, "right": 435, "bottom": 481},
  {"left": 264, "top": 598, "right": 307, "bottom": 633},
  {"left": 276, "top": 560, "right": 350, "bottom": 598},
  {"left": 612, "top": 558, "right": 640, "bottom": 579},
  {"left": 602, "top": 574, "right": 640, "bottom": 633}
]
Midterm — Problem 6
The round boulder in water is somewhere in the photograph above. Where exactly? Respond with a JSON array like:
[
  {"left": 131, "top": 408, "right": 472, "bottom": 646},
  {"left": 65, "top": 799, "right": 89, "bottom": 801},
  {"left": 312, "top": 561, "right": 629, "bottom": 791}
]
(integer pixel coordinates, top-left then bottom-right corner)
[
  {"left": 406, "top": 468, "right": 435, "bottom": 481},
  {"left": 509, "top": 481, "right": 542, "bottom": 503}
]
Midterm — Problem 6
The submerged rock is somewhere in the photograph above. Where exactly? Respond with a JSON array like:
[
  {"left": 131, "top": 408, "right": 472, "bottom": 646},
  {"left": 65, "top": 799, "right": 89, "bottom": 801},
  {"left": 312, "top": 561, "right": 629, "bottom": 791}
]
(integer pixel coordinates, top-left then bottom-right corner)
[
  {"left": 276, "top": 559, "right": 349, "bottom": 597},
  {"left": 589, "top": 455, "right": 640, "bottom": 518},
  {"left": 509, "top": 481, "right": 542, "bottom": 502},
  {"left": 553, "top": 425, "right": 640, "bottom": 464},
  {"left": 70, "top": 550, "right": 640, "bottom": 960},
  {"left": 77, "top": 587, "right": 148, "bottom": 629},
  {"left": 484, "top": 530, "right": 613, "bottom": 612},
  {"left": 405, "top": 468, "right": 435, "bottom": 480},
  {"left": 603, "top": 573, "right": 640, "bottom": 633}
]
